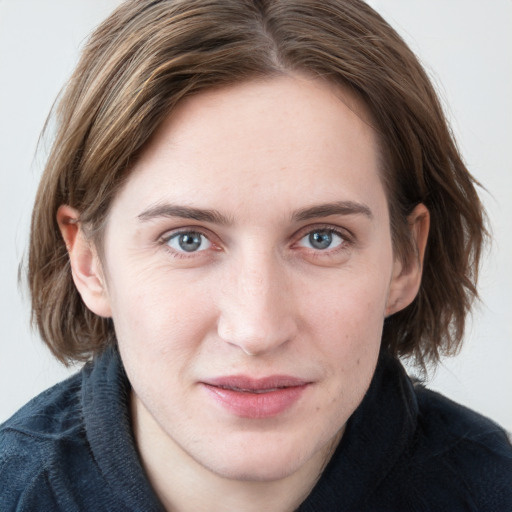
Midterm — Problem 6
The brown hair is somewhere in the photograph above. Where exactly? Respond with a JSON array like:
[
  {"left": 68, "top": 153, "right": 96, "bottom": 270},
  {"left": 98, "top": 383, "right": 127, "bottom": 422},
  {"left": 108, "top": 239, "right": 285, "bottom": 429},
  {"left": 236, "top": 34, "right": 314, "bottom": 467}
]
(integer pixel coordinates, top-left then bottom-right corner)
[{"left": 28, "top": 0, "right": 486, "bottom": 368}]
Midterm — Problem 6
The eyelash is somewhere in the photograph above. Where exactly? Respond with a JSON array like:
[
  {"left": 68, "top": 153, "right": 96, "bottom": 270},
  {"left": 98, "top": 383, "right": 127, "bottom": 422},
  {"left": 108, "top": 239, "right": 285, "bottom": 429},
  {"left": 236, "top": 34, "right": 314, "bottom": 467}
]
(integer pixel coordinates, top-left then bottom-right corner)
[
  {"left": 159, "top": 229, "right": 217, "bottom": 259},
  {"left": 158, "top": 224, "right": 353, "bottom": 260},
  {"left": 293, "top": 224, "right": 353, "bottom": 256}
]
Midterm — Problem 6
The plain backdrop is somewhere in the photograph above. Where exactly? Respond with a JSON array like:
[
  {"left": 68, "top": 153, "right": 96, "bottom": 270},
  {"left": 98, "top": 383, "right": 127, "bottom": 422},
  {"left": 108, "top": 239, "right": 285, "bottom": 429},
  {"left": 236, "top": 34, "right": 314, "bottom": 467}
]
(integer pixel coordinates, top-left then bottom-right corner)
[{"left": 1, "top": 0, "right": 511, "bottom": 431}]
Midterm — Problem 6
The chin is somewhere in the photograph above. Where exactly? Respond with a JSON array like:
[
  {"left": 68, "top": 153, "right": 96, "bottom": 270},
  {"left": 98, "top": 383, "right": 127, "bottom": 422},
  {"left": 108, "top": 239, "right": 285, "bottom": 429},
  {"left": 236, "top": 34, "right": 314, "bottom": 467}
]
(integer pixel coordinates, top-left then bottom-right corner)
[
  {"left": 198, "top": 433, "right": 327, "bottom": 483},
  {"left": 210, "top": 456, "right": 303, "bottom": 482}
]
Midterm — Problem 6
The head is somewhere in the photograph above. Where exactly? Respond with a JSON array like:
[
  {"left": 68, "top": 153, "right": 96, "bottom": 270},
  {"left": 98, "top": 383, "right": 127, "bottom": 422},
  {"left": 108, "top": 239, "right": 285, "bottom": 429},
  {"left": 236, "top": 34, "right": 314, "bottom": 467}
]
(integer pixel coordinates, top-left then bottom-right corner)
[
  {"left": 30, "top": 0, "right": 485, "bottom": 369},
  {"left": 28, "top": 0, "right": 487, "bottom": 485}
]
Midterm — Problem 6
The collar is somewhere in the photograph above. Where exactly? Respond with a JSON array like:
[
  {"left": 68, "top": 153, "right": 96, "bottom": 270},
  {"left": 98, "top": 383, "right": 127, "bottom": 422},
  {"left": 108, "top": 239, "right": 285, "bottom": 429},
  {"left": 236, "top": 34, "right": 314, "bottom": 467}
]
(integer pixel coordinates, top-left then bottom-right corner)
[
  {"left": 82, "top": 346, "right": 417, "bottom": 511},
  {"left": 298, "top": 350, "right": 418, "bottom": 511},
  {"left": 82, "top": 345, "right": 165, "bottom": 511}
]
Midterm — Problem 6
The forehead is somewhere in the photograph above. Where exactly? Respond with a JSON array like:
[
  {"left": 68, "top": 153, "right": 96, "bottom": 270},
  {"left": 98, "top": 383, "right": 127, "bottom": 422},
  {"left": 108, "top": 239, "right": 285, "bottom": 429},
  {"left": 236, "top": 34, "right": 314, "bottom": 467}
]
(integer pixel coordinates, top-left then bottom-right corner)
[{"left": 109, "top": 74, "right": 386, "bottom": 223}]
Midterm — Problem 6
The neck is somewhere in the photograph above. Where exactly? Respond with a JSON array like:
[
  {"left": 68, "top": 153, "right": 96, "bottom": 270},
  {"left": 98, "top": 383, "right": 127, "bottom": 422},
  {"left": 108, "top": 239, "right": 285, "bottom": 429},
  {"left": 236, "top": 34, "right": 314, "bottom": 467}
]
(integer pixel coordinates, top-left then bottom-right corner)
[{"left": 131, "top": 393, "right": 341, "bottom": 512}]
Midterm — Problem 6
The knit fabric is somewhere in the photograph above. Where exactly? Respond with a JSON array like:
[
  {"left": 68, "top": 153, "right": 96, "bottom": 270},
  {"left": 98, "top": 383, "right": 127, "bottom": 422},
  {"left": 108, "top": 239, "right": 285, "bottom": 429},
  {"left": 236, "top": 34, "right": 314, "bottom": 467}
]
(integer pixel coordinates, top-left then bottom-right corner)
[{"left": 1, "top": 346, "right": 511, "bottom": 511}]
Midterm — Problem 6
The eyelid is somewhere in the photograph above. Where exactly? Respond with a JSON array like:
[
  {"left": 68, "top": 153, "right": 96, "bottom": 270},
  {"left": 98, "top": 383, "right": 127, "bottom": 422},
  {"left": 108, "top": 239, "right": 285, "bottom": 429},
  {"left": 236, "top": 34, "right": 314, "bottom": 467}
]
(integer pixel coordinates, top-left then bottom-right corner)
[
  {"left": 292, "top": 223, "right": 354, "bottom": 245},
  {"left": 167, "top": 231, "right": 211, "bottom": 252},
  {"left": 298, "top": 229, "right": 343, "bottom": 249},
  {"left": 156, "top": 222, "right": 354, "bottom": 260},
  {"left": 159, "top": 225, "right": 215, "bottom": 242},
  {"left": 158, "top": 226, "right": 222, "bottom": 257}
]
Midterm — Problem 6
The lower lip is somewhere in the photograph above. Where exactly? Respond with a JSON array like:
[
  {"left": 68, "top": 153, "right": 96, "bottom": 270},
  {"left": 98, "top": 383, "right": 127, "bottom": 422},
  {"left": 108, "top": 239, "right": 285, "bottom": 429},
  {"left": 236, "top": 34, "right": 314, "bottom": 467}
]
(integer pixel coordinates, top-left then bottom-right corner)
[{"left": 202, "top": 384, "right": 308, "bottom": 419}]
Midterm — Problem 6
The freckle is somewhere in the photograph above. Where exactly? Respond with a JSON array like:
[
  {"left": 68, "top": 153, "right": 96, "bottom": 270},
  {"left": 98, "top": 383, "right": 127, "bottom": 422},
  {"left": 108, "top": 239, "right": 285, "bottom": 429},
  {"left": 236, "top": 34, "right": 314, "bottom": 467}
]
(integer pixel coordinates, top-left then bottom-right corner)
[{"left": 357, "top": 358, "right": 360, "bottom": 365}]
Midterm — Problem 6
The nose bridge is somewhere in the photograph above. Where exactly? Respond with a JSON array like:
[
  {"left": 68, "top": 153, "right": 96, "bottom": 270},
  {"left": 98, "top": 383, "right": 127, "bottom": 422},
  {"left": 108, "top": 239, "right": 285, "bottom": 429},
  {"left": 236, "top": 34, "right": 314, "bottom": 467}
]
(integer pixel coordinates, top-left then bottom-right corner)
[
  {"left": 217, "top": 246, "right": 296, "bottom": 355},
  {"left": 240, "top": 260, "right": 271, "bottom": 303}
]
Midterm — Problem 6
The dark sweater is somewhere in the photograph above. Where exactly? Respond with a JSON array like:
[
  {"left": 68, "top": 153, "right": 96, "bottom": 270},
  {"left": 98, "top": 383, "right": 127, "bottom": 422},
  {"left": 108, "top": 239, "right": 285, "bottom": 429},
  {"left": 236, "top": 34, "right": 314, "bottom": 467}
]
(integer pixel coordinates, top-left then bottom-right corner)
[{"left": 1, "top": 346, "right": 511, "bottom": 511}]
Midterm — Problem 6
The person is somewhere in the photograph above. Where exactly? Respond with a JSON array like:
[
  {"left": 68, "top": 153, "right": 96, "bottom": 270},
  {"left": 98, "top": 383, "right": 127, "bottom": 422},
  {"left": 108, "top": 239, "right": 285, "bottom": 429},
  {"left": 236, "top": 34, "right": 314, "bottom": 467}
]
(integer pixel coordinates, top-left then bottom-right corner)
[{"left": 1, "top": 0, "right": 511, "bottom": 510}]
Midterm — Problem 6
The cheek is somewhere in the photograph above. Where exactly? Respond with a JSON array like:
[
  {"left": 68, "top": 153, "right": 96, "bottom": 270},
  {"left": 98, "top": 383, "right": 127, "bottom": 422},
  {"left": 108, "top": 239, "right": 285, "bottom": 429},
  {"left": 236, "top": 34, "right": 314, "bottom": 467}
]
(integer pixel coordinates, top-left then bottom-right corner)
[
  {"left": 106, "top": 257, "right": 216, "bottom": 358},
  {"left": 110, "top": 271, "right": 217, "bottom": 414},
  {"left": 300, "top": 265, "right": 390, "bottom": 363}
]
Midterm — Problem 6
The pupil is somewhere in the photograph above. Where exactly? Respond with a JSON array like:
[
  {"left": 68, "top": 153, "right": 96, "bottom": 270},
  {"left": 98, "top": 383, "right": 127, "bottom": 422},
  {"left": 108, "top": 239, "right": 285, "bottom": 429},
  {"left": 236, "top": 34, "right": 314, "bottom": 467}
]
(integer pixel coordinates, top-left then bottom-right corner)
[
  {"left": 309, "top": 231, "right": 332, "bottom": 250},
  {"left": 179, "top": 233, "right": 201, "bottom": 252}
]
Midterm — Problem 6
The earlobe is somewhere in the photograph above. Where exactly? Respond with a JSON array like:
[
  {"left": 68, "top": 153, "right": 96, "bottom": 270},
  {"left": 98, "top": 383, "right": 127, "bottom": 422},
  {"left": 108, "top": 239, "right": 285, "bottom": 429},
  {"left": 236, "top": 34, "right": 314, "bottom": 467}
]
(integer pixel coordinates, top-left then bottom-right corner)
[
  {"left": 57, "top": 205, "right": 112, "bottom": 318},
  {"left": 385, "top": 203, "right": 430, "bottom": 316}
]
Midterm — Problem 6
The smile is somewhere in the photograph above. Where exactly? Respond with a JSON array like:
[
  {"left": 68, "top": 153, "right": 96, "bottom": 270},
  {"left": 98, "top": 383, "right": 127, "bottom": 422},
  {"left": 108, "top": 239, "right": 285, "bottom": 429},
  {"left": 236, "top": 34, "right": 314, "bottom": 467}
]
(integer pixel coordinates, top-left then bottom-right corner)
[
  {"left": 201, "top": 376, "right": 311, "bottom": 419},
  {"left": 217, "top": 385, "right": 286, "bottom": 394}
]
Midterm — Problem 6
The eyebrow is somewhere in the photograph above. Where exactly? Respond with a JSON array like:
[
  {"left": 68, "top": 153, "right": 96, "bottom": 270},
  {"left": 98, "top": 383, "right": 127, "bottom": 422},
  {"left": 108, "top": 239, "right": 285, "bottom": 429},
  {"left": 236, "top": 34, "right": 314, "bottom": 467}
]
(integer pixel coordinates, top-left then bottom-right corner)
[
  {"left": 137, "top": 200, "right": 373, "bottom": 225},
  {"left": 292, "top": 201, "right": 373, "bottom": 222},
  {"left": 137, "top": 204, "right": 233, "bottom": 225}
]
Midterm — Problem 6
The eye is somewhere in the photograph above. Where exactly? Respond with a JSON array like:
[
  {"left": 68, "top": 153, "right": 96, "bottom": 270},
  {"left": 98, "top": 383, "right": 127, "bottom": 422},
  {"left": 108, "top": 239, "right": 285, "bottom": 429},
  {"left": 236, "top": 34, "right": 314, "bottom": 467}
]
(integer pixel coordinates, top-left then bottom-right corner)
[
  {"left": 298, "top": 229, "right": 344, "bottom": 251},
  {"left": 166, "top": 231, "right": 211, "bottom": 253}
]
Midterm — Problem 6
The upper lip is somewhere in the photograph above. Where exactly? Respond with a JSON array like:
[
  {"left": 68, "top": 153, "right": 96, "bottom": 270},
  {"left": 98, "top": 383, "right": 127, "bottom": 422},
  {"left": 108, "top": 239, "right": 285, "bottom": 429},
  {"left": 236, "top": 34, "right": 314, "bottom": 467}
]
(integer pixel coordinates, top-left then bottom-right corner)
[{"left": 202, "top": 375, "right": 311, "bottom": 392}]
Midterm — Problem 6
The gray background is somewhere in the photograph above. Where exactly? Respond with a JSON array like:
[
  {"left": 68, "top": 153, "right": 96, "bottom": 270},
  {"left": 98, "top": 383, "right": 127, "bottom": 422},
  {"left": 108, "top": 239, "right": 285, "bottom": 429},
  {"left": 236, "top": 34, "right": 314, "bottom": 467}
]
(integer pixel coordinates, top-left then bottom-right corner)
[{"left": 1, "top": 0, "right": 511, "bottom": 431}]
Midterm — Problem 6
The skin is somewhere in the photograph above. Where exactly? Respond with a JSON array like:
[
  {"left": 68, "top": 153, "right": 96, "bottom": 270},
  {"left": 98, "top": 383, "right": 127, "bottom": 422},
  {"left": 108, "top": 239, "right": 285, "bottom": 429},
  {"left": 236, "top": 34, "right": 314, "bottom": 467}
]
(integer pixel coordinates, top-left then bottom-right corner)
[{"left": 58, "top": 74, "right": 429, "bottom": 512}]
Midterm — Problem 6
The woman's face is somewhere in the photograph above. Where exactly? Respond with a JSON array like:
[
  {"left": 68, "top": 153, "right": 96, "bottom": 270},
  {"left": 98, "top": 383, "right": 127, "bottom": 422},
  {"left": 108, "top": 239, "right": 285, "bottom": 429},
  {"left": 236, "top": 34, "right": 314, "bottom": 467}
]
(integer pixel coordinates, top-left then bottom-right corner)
[{"left": 87, "top": 75, "right": 419, "bottom": 482}]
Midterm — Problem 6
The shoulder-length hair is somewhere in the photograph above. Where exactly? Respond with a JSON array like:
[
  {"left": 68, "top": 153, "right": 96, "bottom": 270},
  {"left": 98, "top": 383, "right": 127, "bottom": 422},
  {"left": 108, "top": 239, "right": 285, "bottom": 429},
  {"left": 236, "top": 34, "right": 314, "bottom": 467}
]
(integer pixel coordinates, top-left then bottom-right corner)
[{"left": 28, "top": 0, "right": 486, "bottom": 368}]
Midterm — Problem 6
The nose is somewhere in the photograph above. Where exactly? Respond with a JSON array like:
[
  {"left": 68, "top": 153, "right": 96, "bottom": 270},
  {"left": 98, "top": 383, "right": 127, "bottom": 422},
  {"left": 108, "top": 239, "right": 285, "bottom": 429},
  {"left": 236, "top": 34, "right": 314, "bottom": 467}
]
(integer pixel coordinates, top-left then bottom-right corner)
[{"left": 216, "top": 252, "right": 298, "bottom": 356}]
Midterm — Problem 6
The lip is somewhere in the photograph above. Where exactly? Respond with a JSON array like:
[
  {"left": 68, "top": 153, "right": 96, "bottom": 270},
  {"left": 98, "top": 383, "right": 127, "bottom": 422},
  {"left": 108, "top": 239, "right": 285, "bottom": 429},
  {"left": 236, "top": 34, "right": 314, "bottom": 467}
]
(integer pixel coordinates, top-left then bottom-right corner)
[{"left": 200, "top": 375, "right": 311, "bottom": 419}]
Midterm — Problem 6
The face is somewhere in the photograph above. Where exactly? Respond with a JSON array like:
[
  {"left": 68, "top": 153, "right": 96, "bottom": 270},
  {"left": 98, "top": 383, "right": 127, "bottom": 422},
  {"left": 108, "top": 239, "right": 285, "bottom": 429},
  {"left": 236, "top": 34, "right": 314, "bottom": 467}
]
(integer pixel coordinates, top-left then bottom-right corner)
[{"left": 73, "top": 75, "right": 422, "bottom": 482}]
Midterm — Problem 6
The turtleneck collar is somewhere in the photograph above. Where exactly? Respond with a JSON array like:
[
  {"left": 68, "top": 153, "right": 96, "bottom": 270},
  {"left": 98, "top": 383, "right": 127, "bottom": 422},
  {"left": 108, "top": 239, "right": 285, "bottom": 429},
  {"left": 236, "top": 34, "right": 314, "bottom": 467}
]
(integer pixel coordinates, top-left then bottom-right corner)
[
  {"left": 82, "top": 346, "right": 417, "bottom": 511},
  {"left": 298, "top": 350, "right": 418, "bottom": 511}
]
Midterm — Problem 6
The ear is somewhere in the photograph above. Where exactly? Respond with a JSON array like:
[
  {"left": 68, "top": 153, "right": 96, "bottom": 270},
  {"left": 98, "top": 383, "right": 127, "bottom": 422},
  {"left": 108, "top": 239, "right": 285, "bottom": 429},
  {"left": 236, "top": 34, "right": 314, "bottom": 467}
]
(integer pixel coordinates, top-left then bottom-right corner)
[
  {"left": 57, "top": 205, "right": 112, "bottom": 318},
  {"left": 385, "top": 203, "right": 430, "bottom": 316}
]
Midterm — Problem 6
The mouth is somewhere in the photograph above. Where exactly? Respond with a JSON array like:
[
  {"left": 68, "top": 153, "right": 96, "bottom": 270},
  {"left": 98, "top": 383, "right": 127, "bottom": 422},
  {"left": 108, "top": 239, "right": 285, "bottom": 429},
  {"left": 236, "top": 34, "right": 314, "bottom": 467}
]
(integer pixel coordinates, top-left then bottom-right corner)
[
  {"left": 200, "top": 375, "right": 311, "bottom": 419},
  {"left": 215, "top": 385, "right": 291, "bottom": 394}
]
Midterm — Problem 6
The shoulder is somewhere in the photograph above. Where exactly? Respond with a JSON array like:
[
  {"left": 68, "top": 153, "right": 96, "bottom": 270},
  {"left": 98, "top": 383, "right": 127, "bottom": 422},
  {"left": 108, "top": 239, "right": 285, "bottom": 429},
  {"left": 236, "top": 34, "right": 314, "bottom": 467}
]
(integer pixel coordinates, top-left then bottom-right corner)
[
  {"left": 409, "top": 385, "right": 512, "bottom": 509},
  {"left": 0, "top": 372, "right": 96, "bottom": 511},
  {"left": 1, "top": 371, "right": 84, "bottom": 441},
  {"left": 414, "top": 385, "right": 512, "bottom": 459}
]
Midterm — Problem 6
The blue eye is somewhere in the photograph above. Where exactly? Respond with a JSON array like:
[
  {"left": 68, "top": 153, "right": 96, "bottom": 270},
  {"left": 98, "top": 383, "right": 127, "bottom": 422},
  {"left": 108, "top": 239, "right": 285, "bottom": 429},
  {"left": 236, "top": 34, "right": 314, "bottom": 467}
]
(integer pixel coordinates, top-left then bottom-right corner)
[
  {"left": 300, "top": 229, "right": 343, "bottom": 250},
  {"left": 166, "top": 231, "right": 211, "bottom": 253}
]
